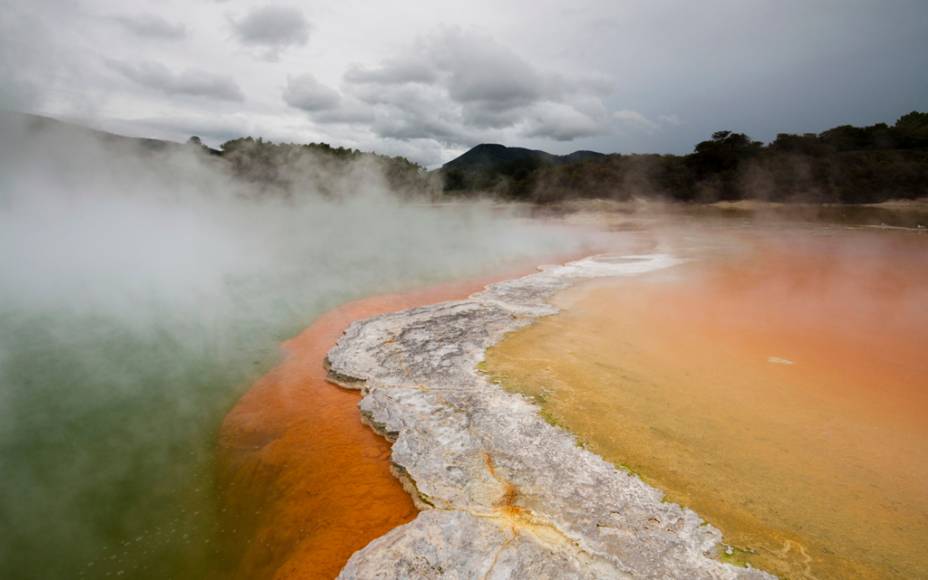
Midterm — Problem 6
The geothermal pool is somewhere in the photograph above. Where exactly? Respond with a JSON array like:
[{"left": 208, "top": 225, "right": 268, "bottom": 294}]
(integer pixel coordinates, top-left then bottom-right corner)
[
  {"left": 483, "top": 227, "right": 928, "bottom": 579},
  {"left": 5, "top": 195, "right": 926, "bottom": 579},
  {"left": 0, "top": 195, "right": 586, "bottom": 580},
  {"left": 217, "top": 264, "right": 550, "bottom": 579}
]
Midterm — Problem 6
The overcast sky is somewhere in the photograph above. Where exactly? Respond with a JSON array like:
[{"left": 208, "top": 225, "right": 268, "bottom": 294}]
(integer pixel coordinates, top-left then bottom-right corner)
[{"left": 2, "top": 0, "right": 926, "bottom": 166}]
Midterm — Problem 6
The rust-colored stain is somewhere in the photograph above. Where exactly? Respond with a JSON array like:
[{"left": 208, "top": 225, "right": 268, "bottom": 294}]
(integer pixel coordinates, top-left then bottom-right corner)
[
  {"left": 483, "top": 452, "right": 524, "bottom": 519},
  {"left": 216, "top": 262, "right": 559, "bottom": 580}
]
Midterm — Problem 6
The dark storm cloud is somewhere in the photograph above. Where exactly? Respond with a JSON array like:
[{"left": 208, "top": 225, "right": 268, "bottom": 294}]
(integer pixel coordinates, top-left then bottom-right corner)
[
  {"left": 284, "top": 77, "right": 475, "bottom": 145},
  {"left": 310, "top": 29, "right": 612, "bottom": 147},
  {"left": 231, "top": 5, "right": 310, "bottom": 54},
  {"left": 112, "top": 14, "right": 186, "bottom": 39},
  {"left": 110, "top": 60, "right": 245, "bottom": 102},
  {"left": 431, "top": 31, "right": 545, "bottom": 108},
  {"left": 8, "top": 0, "right": 926, "bottom": 165},
  {"left": 564, "top": 0, "right": 928, "bottom": 154},
  {"left": 344, "top": 30, "right": 551, "bottom": 126}
]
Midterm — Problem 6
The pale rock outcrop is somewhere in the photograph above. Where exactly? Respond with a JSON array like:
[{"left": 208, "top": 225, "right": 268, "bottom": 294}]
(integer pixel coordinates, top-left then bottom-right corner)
[{"left": 327, "top": 255, "right": 773, "bottom": 579}]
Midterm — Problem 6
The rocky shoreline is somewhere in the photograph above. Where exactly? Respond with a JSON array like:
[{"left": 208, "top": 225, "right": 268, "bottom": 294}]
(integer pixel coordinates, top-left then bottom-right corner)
[{"left": 325, "top": 255, "right": 774, "bottom": 579}]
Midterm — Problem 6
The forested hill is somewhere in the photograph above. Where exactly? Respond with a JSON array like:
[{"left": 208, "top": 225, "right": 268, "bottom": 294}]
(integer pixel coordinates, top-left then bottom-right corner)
[
  {"left": 2, "top": 112, "right": 434, "bottom": 198},
  {"left": 441, "top": 112, "right": 928, "bottom": 203},
  {"left": 9, "top": 111, "right": 927, "bottom": 204},
  {"left": 443, "top": 144, "right": 604, "bottom": 171},
  {"left": 214, "top": 136, "right": 434, "bottom": 197}
]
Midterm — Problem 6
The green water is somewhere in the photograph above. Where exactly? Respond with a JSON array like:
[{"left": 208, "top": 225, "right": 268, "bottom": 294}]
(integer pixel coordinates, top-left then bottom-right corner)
[
  {"left": 0, "top": 200, "right": 581, "bottom": 579},
  {"left": 1, "top": 312, "right": 251, "bottom": 579}
]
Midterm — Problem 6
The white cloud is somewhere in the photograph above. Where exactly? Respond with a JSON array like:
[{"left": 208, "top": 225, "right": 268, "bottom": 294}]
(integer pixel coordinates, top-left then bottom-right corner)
[
  {"left": 526, "top": 103, "right": 608, "bottom": 141},
  {"left": 613, "top": 109, "right": 659, "bottom": 132},
  {"left": 432, "top": 30, "right": 545, "bottom": 108},
  {"left": 112, "top": 14, "right": 186, "bottom": 39},
  {"left": 344, "top": 58, "right": 438, "bottom": 85},
  {"left": 7, "top": 0, "right": 925, "bottom": 163},
  {"left": 312, "top": 29, "right": 613, "bottom": 147},
  {"left": 283, "top": 74, "right": 340, "bottom": 111},
  {"left": 231, "top": 4, "right": 310, "bottom": 59},
  {"left": 109, "top": 60, "right": 245, "bottom": 102}
]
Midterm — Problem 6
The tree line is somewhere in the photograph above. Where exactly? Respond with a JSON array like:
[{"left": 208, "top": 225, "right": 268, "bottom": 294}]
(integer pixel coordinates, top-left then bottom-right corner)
[
  {"left": 443, "top": 111, "right": 928, "bottom": 203},
  {"left": 187, "top": 136, "right": 437, "bottom": 199}
]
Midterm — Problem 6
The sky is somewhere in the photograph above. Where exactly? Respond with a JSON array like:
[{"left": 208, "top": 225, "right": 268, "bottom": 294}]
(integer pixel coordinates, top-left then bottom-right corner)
[{"left": 1, "top": 0, "right": 926, "bottom": 167}]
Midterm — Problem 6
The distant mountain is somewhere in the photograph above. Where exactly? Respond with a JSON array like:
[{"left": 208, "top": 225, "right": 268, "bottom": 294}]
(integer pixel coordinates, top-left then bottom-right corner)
[
  {"left": 440, "top": 113, "right": 928, "bottom": 203},
  {"left": 7, "top": 111, "right": 927, "bottom": 204},
  {"left": 440, "top": 144, "right": 605, "bottom": 195},
  {"left": 561, "top": 150, "right": 606, "bottom": 163},
  {"left": 443, "top": 143, "right": 604, "bottom": 172}
]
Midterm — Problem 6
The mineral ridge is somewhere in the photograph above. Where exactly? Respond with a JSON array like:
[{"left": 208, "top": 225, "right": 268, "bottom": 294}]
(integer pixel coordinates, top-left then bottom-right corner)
[{"left": 326, "top": 255, "right": 774, "bottom": 579}]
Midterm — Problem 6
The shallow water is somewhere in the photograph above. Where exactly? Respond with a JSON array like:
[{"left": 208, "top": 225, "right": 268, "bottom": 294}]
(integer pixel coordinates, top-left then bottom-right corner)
[
  {"left": 484, "top": 228, "right": 928, "bottom": 579},
  {"left": 0, "top": 202, "right": 585, "bottom": 580},
  {"left": 217, "top": 266, "right": 547, "bottom": 579}
]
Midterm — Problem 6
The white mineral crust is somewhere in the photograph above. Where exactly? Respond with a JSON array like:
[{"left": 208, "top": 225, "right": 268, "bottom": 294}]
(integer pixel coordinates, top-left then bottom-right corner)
[{"left": 327, "top": 255, "right": 774, "bottom": 579}]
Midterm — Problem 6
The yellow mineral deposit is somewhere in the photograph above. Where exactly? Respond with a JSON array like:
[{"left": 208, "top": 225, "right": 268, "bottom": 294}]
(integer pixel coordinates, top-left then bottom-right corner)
[{"left": 484, "top": 229, "right": 928, "bottom": 579}]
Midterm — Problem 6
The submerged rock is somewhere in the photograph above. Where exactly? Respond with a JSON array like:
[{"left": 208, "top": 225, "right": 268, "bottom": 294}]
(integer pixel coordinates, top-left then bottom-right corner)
[{"left": 327, "top": 255, "right": 773, "bottom": 579}]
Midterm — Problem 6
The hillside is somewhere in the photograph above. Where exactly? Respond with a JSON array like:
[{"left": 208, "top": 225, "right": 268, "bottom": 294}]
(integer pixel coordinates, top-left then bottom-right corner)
[
  {"left": 441, "top": 144, "right": 605, "bottom": 195},
  {"left": 0, "top": 112, "right": 434, "bottom": 199},
  {"left": 0, "top": 111, "right": 190, "bottom": 154},
  {"left": 441, "top": 112, "right": 928, "bottom": 203},
  {"left": 8, "top": 111, "right": 927, "bottom": 204}
]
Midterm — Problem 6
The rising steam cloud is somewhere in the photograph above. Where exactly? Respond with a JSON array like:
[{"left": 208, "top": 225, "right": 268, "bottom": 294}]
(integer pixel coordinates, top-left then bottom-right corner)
[{"left": 0, "top": 114, "right": 590, "bottom": 579}]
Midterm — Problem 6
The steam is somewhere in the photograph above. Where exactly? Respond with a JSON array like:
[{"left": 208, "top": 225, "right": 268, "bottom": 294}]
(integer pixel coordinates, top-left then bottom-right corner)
[{"left": 0, "top": 114, "right": 588, "bottom": 579}]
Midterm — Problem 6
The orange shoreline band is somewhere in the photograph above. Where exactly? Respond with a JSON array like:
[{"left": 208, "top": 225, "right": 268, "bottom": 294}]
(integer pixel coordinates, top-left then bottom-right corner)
[{"left": 216, "top": 260, "right": 564, "bottom": 579}]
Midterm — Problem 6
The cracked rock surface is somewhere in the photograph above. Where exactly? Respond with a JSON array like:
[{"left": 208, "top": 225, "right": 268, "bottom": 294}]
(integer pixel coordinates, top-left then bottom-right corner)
[{"left": 327, "top": 255, "right": 774, "bottom": 579}]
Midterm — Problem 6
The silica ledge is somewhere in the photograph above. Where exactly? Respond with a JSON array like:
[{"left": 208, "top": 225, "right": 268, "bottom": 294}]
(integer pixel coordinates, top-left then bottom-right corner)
[{"left": 326, "top": 255, "right": 774, "bottom": 580}]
